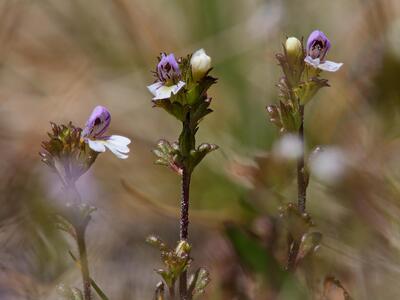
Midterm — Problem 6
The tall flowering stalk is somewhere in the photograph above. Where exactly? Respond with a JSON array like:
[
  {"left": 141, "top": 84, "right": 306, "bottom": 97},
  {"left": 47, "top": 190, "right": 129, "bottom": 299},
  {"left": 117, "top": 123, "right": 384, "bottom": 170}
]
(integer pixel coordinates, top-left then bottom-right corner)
[
  {"left": 40, "top": 106, "right": 131, "bottom": 300},
  {"left": 267, "top": 31, "right": 342, "bottom": 271},
  {"left": 147, "top": 49, "right": 217, "bottom": 300}
]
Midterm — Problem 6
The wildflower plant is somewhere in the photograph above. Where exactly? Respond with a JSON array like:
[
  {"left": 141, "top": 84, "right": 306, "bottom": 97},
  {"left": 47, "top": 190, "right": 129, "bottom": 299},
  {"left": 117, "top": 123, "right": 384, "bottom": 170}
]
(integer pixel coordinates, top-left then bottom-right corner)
[
  {"left": 267, "top": 30, "right": 343, "bottom": 270},
  {"left": 40, "top": 106, "right": 131, "bottom": 300},
  {"left": 147, "top": 49, "right": 217, "bottom": 300}
]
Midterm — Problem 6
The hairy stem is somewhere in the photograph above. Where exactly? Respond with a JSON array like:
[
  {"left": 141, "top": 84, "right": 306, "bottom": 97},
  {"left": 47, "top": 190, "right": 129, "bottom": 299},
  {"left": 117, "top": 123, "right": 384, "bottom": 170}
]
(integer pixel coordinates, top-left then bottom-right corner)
[
  {"left": 179, "top": 166, "right": 191, "bottom": 300},
  {"left": 76, "top": 227, "right": 92, "bottom": 300},
  {"left": 180, "top": 167, "right": 191, "bottom": 240},
  {"left": 297, "top": 105, "right": 306, "bottom": 213}
]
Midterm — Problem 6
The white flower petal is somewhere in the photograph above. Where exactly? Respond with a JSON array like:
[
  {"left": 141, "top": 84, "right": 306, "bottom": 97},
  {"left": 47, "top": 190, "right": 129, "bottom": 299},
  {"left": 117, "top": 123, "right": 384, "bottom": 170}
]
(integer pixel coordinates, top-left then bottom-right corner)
[
  {"left": 305, "top": 56, "right": 343, "bottom": 72},
  {"left": 147, "top": 82, "right": 163, "bottom": 97},
  {"left": 88, "top": 139, "right": 106, "bottom": 152},
  {"left": 172, "top": 81, "right": 186, "bottom": 94},
  {"left": 107, "top": 135, "right": 131, "bottom": 146},
  {"left": 105, "top": 136, "right": 130, "bottom": 154},
  {"left": 304, "top": 56, "right": 320, "bottom": 68},
  {"left": 104, "top": 142, "right": 129, "bottom": 159},
  {"left": 318, "top": 60, "right": 343, "bottom": 72},
  {"left": 150, "top": 81, "right": 186, "bottom": 100}
]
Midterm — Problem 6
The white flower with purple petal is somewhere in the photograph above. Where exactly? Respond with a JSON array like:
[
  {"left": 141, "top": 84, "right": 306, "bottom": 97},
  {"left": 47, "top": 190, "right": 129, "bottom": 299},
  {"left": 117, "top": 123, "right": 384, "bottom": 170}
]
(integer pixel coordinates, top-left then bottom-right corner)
[
  {"left": 81, "top": 106, "right": 131, "bottom": 159},
  {"left": 147, "top": 53, "right": 186, "bottom": 100},
  {"left": 304, "top": 30, "right": 343, "bottom": 72}
]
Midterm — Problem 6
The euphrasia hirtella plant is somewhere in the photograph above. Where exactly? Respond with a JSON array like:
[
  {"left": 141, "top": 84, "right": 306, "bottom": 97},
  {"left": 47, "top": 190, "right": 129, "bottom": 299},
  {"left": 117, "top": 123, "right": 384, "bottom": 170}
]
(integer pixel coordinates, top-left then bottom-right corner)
[
  {"left": 267, "top": 30, "right": 342, "bottom": 271},
  {"left": 40, "top": 106, "right": 131, "bottom": 300},
  {"left": 146, "top": 49, "right": 217, "bottom": 300}
]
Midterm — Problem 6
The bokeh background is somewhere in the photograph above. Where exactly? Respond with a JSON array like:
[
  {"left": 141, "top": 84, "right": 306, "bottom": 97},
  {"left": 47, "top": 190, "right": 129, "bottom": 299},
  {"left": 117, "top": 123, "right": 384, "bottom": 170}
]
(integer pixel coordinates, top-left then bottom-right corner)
[{"left": 1, "top": 0, "right": 400, "bottom": 299}]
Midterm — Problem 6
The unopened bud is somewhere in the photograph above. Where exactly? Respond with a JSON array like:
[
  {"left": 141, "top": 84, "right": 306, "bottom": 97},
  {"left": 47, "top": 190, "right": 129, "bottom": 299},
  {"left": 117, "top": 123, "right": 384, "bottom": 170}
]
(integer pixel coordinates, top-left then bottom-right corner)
[
  {"left": 285, "top": 37, "right": 302, "bottom": 62},
  {"left": 191, "top": 49, "right": 212, "bottom": 81}
]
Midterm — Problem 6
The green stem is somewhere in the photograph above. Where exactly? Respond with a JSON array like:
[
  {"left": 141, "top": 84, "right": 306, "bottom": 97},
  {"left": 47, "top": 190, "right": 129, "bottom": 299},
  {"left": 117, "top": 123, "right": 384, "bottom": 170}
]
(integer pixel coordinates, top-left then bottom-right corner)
[
  {"left": 287, "top": 104, "right": 307, "bottom": 271},
  {"left": 69, "top": 251, "right": 109, "bottom": 300},
  {"left": 76, "top": 226, "right": 92, "bottom": 300}
]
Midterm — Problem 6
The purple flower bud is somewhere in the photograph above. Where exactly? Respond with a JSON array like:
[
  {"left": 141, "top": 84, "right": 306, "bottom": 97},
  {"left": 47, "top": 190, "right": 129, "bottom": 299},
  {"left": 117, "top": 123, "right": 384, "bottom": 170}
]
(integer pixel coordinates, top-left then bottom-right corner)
[
  {"left": 157, "top": 53, "right": 181, "bottom": 84},
  {"left": 82, "top": 106, "right": 111, "bottom": 138},
  {"left": 306, "top": 30, "right": 331, "bottom": 61}
]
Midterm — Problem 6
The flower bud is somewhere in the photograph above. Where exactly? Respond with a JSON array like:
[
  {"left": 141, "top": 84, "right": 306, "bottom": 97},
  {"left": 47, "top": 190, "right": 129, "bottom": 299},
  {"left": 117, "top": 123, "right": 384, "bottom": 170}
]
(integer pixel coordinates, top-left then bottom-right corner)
[
  {"left": 285, "top": 37, "right": 302, "bottom": 59},
  {"left": 190, "top": 49, "right": 212, "bottom": 81}
]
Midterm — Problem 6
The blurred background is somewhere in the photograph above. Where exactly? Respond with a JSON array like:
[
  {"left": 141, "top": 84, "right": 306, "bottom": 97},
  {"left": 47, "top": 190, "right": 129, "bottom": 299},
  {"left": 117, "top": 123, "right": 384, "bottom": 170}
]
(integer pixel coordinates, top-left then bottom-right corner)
[{"left": 1, "top": 0, "right": 400, "bottom": 299}]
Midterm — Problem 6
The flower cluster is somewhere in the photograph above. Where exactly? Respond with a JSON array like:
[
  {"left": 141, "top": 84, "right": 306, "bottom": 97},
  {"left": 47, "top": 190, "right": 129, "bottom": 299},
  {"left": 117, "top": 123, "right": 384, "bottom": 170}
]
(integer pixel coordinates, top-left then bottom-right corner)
[
  {"left": 40, "top": 122, "right": 98, "bottom": 185},
  {"left": 148, "top": 49, "right": 217, "bottom": 175},
  {"left": 40, "top": 106, "right": 131, "bottom": 185},
  {"left": 267, "top": 30, "right": 343, "bottom": 132},
  {"left": 81, "top": 106, "right": 131, "bottom": 160},
  {"left": 147, "top": 236, "right": 210, "bottom": 299}
]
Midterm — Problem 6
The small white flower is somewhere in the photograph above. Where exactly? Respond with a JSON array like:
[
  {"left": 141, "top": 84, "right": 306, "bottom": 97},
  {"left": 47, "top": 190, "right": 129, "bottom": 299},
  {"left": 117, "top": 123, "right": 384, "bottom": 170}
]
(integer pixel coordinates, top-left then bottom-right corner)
[
  {"left": 147, "top": 52, "right": 186, "bottom": 101},
  {"left": 304, "top": 56, "right": 343, "bottom": 72},
  {"left": 190, "top": 48, "right": 212, "bottom": 81},
  {"left": 82, "top": 106, "right": 131, "bottom": 159}
]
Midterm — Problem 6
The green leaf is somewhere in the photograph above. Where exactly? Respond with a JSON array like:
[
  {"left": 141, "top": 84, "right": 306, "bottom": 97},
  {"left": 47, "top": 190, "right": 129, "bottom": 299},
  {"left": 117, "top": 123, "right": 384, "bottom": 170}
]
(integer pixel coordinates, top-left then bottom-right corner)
[
  {"left": 152, "top": 99, "right": 185, "bottom": 121},
  {"left": 155, "top": 268, "right": 175, "bottom": 288},
  {"left": 295, "top": 78, "right": 329, "bottom": 105},
  {"left": 188, "top": 268, "right": 211, "bottom": 298},
  {"left": 190, "top": 143, "right": 218, "bottom": 169},
  {"left": 152, "top": 140, "right": 182, "bottom": 174}
]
